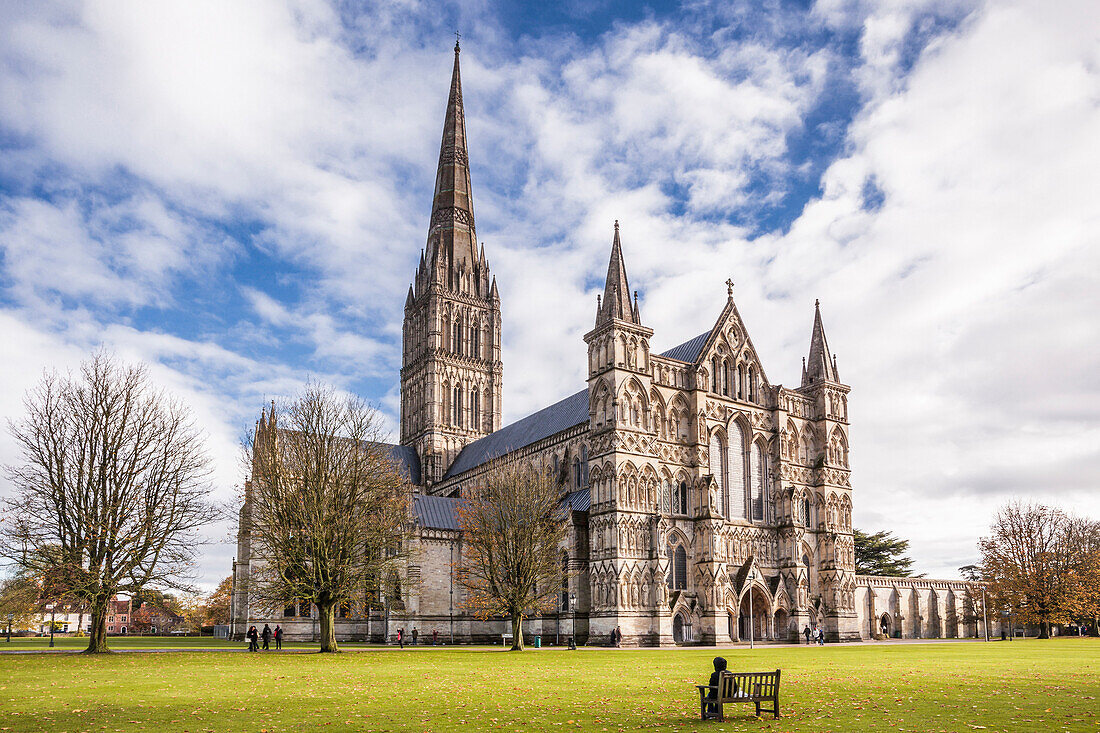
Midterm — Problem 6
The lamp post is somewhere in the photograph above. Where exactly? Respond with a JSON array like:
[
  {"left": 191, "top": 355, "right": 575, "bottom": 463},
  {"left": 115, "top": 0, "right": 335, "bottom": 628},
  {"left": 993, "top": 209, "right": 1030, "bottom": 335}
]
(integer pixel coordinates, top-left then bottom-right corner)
[
  {"left": 981, "top": 585, "right": 989, "bottom": 642},
  {"left": 747, "top": 570, "right": 757, "bottom": 649},
  {"left": 45, "top": 604, "right": 56, "bottom": 648},
  {"left": 569, "top": 592, "right": 577, "bottom": 650}
]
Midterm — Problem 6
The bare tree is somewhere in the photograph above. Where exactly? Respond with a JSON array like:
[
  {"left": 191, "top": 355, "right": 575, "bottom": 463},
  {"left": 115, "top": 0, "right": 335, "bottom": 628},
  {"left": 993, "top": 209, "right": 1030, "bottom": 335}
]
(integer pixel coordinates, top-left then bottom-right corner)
[
  {"left": 1, "top": 353, "right": 216, "bottom": 653},
  {"left": 456, "top": 458, "right": 570, "bottom": 651},
  {"left": 244, "top": 384, "right": 414, "bottom": 653},
  {"left": 980, "top": 502, "right": 1099, "bottom": 638}
]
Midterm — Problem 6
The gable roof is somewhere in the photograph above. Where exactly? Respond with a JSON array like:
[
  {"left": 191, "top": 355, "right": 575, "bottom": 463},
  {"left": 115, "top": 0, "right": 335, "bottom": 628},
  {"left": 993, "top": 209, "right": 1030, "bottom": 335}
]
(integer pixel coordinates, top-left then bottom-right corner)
[
  {"left": 445, "top": 389, "right": 589, "bottom": 478},
  {"left": 659, "top": 332, "right": 709, "bottom": 364}
]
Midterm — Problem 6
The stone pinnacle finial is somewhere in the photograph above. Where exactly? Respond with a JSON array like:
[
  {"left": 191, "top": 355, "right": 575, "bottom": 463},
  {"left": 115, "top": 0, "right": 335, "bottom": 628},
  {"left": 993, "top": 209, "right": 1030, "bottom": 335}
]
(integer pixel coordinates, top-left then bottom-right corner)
[
  {"left": 726, "top": 278, "right": 734, "bottom": 297},
  {"left": 454, "top": 30, "right": 461, "bottom": 52}
]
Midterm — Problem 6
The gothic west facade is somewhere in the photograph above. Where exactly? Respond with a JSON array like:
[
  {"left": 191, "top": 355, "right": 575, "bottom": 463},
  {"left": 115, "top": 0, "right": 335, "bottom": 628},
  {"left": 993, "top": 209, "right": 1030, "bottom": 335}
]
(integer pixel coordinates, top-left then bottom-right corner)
[{"left": 230, "top": 43, "right": 991, "bottom": 645}]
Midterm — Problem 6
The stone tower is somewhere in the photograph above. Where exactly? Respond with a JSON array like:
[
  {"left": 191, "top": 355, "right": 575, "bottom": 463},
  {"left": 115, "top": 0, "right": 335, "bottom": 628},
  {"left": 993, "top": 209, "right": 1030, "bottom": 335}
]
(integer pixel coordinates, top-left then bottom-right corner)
[
  {"left": 797, "top": 300, "right": 857, "bottom": 640},
  {"left": 583, "top": 222, "right": 663, "bottom": 643},
  {"left": 401, "top": 42, "right": 503, "bottom": 486}
]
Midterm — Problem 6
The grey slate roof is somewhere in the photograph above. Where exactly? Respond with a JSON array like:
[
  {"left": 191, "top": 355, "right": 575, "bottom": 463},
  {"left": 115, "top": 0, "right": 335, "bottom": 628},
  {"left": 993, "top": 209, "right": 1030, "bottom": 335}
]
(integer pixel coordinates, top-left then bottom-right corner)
[
  {"left": 445, "top": 389, "right": 590, "bottom": 478},
  {"left": 381, "top": 443, "right": 421, "bottom": 486},
  {"left": 659, "top": 331, "right": 709, "bottom": 364},
  {"left": 564, "top": 487, "right": 591, "bottom": 513},
  {"left": 413, "top": 493, "right": 462, "bottom": 530}
]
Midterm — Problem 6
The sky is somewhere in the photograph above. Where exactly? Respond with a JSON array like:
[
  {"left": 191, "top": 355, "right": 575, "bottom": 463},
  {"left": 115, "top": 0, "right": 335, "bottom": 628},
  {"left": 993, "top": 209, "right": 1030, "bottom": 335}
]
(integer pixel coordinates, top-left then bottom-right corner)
[{"left": 0, "top": 0, "right": 1097, "bottom": 591}]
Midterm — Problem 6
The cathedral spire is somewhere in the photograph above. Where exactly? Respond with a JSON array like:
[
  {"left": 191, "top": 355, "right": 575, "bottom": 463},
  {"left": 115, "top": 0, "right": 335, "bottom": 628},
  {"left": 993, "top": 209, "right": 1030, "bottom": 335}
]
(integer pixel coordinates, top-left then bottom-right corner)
[
  {"left": 426, "top": 40, "right": 479, "bottom": 281},
  {"left": 597, "top": 220, "right": 638, "bottom": 325},
  {"left": 802, "top": 299, "right": 839, "bottom": 386}
]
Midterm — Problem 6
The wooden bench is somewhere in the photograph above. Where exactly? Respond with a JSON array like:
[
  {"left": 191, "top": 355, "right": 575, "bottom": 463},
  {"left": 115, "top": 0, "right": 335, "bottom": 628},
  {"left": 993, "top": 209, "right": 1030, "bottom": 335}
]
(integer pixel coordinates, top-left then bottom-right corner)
[{"left": 696, "top": 669, "right": 781, "bottom": 721}]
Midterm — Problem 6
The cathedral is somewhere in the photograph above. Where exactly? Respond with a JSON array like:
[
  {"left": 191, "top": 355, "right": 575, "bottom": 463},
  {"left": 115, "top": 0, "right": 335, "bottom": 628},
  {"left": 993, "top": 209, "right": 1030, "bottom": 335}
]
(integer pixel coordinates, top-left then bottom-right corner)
[{"left": 231, "top": 43, "right": 991, "bottom": 645}]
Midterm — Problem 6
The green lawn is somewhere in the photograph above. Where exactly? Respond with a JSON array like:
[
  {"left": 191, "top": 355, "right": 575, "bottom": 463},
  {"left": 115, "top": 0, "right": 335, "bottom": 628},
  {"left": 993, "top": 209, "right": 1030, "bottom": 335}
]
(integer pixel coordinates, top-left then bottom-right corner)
[{"left": 1, "top": 639, "right": 1097, "bottom": 732}]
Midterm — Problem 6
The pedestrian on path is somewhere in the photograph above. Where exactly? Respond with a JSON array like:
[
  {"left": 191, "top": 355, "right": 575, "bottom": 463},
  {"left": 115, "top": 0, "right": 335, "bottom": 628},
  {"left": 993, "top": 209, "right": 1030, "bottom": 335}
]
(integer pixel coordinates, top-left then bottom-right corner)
[
  {"left": 261, "top": 624, "right": 272, "bottom": 651},
  {"left": 397, "top": 628, "right": 404, "bottom": 649},
  {"left": 274, "top": 625, "right": 283, "bottom": 650},
  {"left": 803, "top": 625, "right": 811, "bottom": 645},
  {"left": 614, "top": 626, "right": 623, "bottom": 647},
  {"left": 432, "top": 629, "right": 439, "bottom": 646},
  {"left": 412, "top": 627, "right": 419, "bottom": 646},
  {"left": 247, "top": 625, "right": 259, "bottom": 652}
]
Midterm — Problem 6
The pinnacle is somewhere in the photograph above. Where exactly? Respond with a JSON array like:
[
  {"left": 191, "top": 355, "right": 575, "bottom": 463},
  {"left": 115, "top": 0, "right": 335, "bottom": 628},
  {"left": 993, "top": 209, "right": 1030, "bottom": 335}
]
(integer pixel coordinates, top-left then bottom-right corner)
[
  {"left": 803, "top": 300, "right": 838, "bottom": 386},
  {"left": 596, "top": 221, "right": 638, "bottom": 326}
]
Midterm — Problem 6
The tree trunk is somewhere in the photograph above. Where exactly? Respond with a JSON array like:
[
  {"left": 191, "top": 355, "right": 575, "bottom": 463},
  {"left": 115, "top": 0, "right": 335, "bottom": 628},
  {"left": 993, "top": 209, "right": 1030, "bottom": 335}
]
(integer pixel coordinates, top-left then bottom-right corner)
[
  {"left": 318, "top": 599, "right": 339, "bottom": 653},
  {"left": 510, "top": 614, "right": 524, "bottom": 651},
  {"left": 83, "top": 597, "right": 110, "bottom": 654},
  {"left": 1039, "top": 620, "right": 1050, "bottom": 639}
]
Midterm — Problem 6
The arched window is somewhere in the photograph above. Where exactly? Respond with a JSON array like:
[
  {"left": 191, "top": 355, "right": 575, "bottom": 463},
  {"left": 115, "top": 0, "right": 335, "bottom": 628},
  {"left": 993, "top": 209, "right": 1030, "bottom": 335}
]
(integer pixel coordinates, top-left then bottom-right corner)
[
  {"left": 452, "top": 386, "right": 463, "bottom": 427},
  {"left": 453, "top": 320, "right": 462, "bottom": 354},
  {"left": 581, "top": 445, "right": 589, "bottom": 486},
  {"left": 561, "top": 553, "right": 570, "bottom": 611},
  {"left": 709, "top": 433, "right": 726, "bottom": 517},
  {"left": 748, "top": 366, "right": 756, "bottom": 402},
  {"left": 711, "top": 357, "right": 718, "bottom": 392},
  {"left": 737, "top": 364, "right": 745, "bottom": 399},
  {"left": 674, "top": 481, "right": 688, "bottom": 515},
  {"left": 751, "top": 442, "right": 766, "bottom": 521},
  {"left": 728, "top": 422, "right": 746, "bottom": 518},
  {"left": 472, "top": 325, "right": 480, "bottom": 359},
  {"left": 723, "top": 360, "right": 731, "bottom": 397},
  {"left": 573, "top": 458, "right": 582, "bottom": 489},
  {"left": 674, "top": 545, "right": 687, "bottom": 590},
  {"left": 470, "top": 389, "right": 480, "bottom": 431},
  {"left": 803, "top": 495, "right": 813, "bottom": 528}
]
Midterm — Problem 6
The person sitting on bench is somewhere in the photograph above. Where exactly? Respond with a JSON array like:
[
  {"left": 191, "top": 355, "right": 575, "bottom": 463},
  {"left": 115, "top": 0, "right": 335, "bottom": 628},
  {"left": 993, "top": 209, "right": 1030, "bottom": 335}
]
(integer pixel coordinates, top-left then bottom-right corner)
[{"left": 704, "top": 657, "right": 728, "bottom": 718}]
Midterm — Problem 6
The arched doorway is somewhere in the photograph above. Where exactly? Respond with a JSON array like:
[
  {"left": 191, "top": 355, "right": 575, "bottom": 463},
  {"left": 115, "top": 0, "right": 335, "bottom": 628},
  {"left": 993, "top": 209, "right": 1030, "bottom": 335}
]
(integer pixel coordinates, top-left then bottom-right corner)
[
  {"left": 879, "top": 613, "right": 891, "bottom": 637},
  {"left": 773, "top": 609, "right": 790, "bottom": 641},
  {"left": 673, "top": 613, "right": 692, "bottom": 643},
  {"left": 727, "top": 612, "right": 735, "bottom": 641},
  {"left": 738, "top": 587, "right": 770, "bottom": 641}
]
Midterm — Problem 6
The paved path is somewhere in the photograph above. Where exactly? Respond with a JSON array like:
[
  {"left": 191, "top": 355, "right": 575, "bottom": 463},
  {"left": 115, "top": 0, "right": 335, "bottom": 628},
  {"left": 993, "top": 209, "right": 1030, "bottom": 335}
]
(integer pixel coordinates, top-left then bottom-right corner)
[{"left": 0, "top": 637, "right": 1003, "bottom": 655}]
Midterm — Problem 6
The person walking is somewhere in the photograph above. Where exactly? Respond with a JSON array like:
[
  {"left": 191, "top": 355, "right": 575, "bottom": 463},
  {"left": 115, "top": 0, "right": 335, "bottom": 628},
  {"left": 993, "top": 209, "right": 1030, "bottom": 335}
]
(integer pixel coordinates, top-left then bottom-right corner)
[
  {"left": 412, "top": 627, "right": 419, "bottom": 646},
  {"left": 261, "top": 624, "right": 272, "bottom": 651},
  {"left": 816, "top": 627, "right": 825, "bottom": 646},
  {"left": 614, "top": 626, "right": 623, "bottom": 648},
  {"left": 803, "top": 625, "right": 811, "bottom": 645},
  {"left": 274, "top": 625, "right": 283, "bottom": 650},
  {"left": 432, "top": 629, "right": 439, "bottom": 646},
  {"left": 397, "top": 628, "right": 404, "bottom": 649},
  {"left": 247, "top": 625, "right": 259, "bottom": 652}
]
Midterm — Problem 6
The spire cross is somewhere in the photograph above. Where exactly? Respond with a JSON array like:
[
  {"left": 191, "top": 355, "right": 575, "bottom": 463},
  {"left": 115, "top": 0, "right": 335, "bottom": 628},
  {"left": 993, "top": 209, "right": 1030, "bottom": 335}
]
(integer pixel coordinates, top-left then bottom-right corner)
[
  {"left": 725, "top": 278, "right": 734, "bottom": 296},
  {"left": 454, "top": 30, "right": 461, "bottom": 50}
]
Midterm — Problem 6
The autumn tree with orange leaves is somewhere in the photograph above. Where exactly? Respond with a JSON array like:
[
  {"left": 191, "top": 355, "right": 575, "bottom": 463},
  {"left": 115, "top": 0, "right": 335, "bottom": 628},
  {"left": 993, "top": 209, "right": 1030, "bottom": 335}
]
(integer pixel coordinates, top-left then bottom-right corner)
[
  {"left": 980, "top": 502, "right": 1100, "bottom": 638},
  {"left": 456, "top": 458, "right": 570, "bottom": 650}
]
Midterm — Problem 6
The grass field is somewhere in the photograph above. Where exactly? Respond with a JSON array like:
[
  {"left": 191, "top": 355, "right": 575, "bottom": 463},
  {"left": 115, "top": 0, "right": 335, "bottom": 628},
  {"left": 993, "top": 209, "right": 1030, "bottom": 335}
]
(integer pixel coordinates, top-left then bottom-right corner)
[{"left": 1, "top": 638, "right": 1097, "bottom": 732}]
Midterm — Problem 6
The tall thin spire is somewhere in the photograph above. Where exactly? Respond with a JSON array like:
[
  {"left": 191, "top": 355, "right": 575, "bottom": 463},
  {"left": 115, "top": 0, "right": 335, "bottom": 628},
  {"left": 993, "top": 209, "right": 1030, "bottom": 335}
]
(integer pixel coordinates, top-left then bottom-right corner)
[
  {"left": 597, "top": 220, "right": 638, "bottom": 325},
  {"left": 803, "top": 299, "right": 839, "bottom": 385},
  {"left": 426, "top": 41, "right": 479, "bottom": 281}
]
